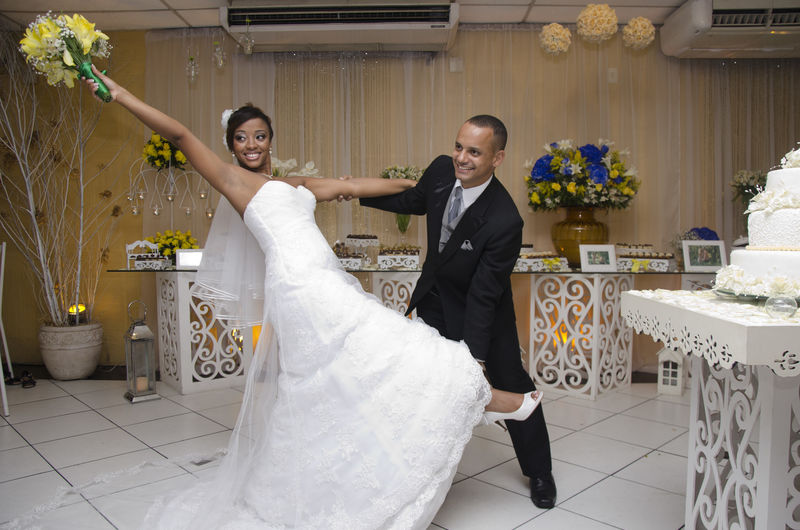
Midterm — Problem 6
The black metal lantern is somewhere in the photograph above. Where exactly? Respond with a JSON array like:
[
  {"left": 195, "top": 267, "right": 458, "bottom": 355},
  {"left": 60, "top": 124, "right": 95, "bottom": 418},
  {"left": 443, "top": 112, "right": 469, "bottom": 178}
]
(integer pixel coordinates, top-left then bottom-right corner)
[{"left": 124, "top": 300, "right": 159, "bottom": 403}]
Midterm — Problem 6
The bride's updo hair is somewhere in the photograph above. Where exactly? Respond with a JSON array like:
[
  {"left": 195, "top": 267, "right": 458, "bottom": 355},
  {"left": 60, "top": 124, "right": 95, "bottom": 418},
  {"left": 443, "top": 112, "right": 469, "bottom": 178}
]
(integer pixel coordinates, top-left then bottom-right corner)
[{"left": 225, "top": 104, "right": 274, "bottom": 151}]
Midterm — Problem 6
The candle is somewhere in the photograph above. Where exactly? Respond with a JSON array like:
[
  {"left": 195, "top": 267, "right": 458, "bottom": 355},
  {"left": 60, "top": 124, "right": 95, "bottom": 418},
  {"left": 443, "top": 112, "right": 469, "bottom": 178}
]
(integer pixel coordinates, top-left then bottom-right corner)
[{"left": 135, "top": 376, "right": 149, "bottom": 392}]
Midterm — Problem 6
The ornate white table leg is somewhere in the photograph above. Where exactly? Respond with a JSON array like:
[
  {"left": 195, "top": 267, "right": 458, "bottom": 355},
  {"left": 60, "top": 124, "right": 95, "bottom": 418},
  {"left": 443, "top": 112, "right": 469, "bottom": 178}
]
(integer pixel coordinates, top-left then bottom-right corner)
[
  {"left": 373, "top": 272, "right": 420, "bottom": 316},
  {"left": 685, "top": 356, "right": 800, "bottom": 529},
  {"left": 529, "top": 274, "right": 632, "bottom": 399},
  {"left": 157, "top": 272, "right": 253, "bottom": 394}
]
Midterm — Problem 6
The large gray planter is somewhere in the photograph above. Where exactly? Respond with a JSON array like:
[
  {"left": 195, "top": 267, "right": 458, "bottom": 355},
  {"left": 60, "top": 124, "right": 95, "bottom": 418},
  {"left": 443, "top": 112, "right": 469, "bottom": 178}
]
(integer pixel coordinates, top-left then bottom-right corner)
[{"left": 39, "top": 322, "right": 103, "bottom": 380}]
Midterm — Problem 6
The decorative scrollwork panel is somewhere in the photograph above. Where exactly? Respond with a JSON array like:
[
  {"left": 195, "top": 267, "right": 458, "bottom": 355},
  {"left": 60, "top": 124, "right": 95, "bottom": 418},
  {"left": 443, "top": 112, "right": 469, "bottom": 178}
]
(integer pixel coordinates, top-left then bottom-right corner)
[
  {"left": 188, "top": 282, "right": 246, "bottom": 383},
  {"left": 688, "top": 361, "right": 760, "bottom": 529},
  {"left": 531, "top": 274, "right": 632, "bottom": 399},
  {"left": 157, "top": 276, "right": 179, "bottom": 380}
]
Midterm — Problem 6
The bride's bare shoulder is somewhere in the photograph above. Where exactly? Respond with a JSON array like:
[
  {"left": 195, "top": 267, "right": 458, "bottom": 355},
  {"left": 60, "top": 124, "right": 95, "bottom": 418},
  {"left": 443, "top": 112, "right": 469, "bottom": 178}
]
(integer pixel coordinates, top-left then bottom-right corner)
[{"left": 225, "top": 166, "right": 272, "bottom": 215}]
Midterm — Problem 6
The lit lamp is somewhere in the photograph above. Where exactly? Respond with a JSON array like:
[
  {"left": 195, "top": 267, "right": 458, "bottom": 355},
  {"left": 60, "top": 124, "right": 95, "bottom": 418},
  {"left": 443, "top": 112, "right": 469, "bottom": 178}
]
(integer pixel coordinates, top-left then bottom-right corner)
[
  {"left": 68, "top": 304, "right": 87, "bottom": 325},
  {"left": 124, "top": 300, "right": 160, "bottom": 403}
]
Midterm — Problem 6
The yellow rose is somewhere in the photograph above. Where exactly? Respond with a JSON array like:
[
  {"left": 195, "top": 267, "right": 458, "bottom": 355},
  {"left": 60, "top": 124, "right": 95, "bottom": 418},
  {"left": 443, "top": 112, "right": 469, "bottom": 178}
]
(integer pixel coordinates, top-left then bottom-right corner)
[
  {"left": 566, "top": 182, "right": 577, "bottom": 194},
  {"left": 530, "top": 192, "right": 541, "bottom": 204},
  {"left": 175, "top": 151, "right": 187, "bottom": 164},
  {"left": 595, "top": 184, "right": 603, "bottom": 191},
  {"left": 164, "top": 230, "right": 173, "bottom": 237},
  {"left": 551, "top": 182, "right": 561, "bottom": 192},
  {"left": 154, "top": 159, "right": 162, "bottom": 167}
]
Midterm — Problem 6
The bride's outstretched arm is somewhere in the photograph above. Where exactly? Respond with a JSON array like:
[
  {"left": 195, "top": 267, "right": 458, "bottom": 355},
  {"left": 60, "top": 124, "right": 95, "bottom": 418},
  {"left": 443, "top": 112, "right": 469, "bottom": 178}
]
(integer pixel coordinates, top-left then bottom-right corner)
[
  {"left": 83, "top": 66, "right": 262, "bottom": 215},
  {"left": 286, "top": 176, "right": 416, "bottom": 202}
]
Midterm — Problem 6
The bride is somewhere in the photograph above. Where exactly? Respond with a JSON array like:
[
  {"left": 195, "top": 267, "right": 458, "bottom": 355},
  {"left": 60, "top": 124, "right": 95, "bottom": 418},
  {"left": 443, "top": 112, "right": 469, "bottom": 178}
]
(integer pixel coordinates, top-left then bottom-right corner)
[{"left": 84, "top": 68, "right": 541, "bottom": 529}]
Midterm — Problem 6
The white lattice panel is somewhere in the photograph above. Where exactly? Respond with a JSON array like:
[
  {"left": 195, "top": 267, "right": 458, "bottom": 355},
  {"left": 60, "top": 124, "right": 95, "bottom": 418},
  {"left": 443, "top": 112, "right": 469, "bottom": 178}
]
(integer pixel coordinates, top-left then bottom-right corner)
[
  {"left": 529, "top": 274, "right": 633, "bottom": 400},
  {"left": 686, "top": 358, "right": 800, "bottom": 529},
  {"left": 156, "top": 272, "right": 253, "bottom": 394}
]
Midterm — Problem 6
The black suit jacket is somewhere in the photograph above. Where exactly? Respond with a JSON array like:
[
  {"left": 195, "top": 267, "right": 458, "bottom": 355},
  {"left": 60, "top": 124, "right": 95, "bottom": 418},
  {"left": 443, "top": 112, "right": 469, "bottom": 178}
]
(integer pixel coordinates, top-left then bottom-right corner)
[{"left": 361, "top": 154, "right": 523, "bottom": 362}]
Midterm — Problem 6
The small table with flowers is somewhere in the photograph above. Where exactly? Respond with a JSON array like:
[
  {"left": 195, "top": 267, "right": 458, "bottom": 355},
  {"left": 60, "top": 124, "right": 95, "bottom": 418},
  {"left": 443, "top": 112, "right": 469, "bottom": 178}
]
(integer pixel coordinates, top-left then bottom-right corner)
[{"left": 621, "top": 289, "right": 800, "bottom": 529}]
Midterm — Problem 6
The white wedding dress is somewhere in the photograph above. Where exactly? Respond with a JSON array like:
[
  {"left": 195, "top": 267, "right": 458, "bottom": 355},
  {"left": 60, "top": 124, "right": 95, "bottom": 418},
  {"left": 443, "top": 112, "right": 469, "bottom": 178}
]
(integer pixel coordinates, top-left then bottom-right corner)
[{"left": 145, "top": 180, "right": 491, "bottom": 529}]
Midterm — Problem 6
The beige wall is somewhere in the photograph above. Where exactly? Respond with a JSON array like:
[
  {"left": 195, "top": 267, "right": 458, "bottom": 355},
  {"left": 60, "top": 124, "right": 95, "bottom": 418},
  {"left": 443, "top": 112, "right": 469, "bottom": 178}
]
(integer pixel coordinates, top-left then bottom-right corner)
[{"left": 4, "top": 27, "right": 800, "bottom": 370}]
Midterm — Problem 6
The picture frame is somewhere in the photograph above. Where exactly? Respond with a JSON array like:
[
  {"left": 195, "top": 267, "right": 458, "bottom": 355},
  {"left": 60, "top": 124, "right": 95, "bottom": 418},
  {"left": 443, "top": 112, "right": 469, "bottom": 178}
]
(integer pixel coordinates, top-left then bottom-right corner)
[
  {"left": 681, "top": 240, "right": 727, "bottom": 272},
  {"left": 579, "top": 244, "right": 617, "bottom": 272}
]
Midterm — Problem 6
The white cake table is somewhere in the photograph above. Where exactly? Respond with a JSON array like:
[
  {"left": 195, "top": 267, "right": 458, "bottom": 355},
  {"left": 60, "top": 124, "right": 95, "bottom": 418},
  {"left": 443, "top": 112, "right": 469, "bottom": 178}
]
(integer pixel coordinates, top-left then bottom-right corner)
[{"left": 621, "top": 289, "right": 800, "bottom": 529}]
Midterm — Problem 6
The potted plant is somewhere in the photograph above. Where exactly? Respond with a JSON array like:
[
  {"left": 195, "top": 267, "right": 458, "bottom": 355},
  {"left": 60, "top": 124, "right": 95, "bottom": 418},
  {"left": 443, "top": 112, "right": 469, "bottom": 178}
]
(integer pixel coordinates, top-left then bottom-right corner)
[{"left": 0, "top": 23, "right": 122, "bottom": 379}]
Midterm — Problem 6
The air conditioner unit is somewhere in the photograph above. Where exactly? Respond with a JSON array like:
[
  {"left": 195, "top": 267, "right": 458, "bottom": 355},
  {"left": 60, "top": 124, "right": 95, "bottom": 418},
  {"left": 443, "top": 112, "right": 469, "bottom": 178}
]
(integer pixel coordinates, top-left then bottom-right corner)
[
  {"left": 660, "top": 0, "right": 800, "bottom": 58},
  {"left": 220, "top": 3, "right": 459, "bottom": 52}
]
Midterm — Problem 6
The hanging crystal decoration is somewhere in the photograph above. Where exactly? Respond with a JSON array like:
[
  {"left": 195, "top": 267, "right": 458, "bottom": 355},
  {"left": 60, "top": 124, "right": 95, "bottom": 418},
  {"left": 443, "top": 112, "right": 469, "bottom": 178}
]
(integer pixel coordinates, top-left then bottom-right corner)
[
  {"left": 127, "top": 159, "right": 150, "bottom": 216},
  {"left": 240, "top": 17, "right": 255, "bottom": 55},
  {"left": 186, "top": 53, "right": 199, "bottom": 83},
  {"left": 212, "top": 40, "right": 226, "bottom": 69}
]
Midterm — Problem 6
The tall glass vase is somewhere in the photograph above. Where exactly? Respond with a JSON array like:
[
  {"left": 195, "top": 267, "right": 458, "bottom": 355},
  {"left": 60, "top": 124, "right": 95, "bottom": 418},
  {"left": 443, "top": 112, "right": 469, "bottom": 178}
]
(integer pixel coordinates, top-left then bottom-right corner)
[
  {"left": 551, "top": 206, "right": 608, "bottom": 268},
  {"left": 395, "top": 213, "right": 411, "bottom": 244}
]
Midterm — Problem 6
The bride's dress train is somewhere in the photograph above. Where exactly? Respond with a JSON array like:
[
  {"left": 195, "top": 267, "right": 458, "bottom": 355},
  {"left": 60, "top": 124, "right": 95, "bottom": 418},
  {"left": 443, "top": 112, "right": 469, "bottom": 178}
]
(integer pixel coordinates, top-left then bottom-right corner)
[{"left": 144, "top": 180, "right": 491, "bottom": 529}]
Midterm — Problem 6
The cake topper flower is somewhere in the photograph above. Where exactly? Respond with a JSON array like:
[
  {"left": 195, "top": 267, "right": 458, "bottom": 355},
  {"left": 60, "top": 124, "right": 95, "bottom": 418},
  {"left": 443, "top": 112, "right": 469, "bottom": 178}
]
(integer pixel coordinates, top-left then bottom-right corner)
[
  {"left": 781, "top": 143, "right": 800, "bottom": 168},
  {"left": 576, "top": 4, "right": 618, "bottom": 43},
  {"left": 622, "top": 17, "right": 656, "bottom": 50},
  {"left": 539, "top": 23, "right": 572, "bottom": 55},
  {"left": 19, "top": 12, "right": 112, "bottom": 101}
]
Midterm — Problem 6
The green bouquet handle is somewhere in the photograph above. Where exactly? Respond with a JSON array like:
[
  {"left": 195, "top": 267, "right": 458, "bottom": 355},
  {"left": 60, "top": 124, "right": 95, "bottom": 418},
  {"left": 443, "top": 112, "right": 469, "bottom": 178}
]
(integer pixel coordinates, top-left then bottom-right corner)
[{"left": 78, "top": 62, "right": 112, "bottom": 103}]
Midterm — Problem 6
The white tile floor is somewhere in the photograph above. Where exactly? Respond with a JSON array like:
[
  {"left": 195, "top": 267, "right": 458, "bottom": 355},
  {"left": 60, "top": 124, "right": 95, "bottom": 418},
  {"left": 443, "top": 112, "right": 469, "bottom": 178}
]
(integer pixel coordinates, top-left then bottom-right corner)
[{"left": 0, "top": 379, "right": 690, "bottom": 529}]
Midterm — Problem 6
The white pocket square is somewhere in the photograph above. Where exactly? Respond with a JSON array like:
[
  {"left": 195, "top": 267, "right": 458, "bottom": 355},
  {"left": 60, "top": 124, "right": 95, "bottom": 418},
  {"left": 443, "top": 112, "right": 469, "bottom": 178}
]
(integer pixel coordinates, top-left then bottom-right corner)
[{"left": 460, "top": 240, "right": 473, "bottom": 251}]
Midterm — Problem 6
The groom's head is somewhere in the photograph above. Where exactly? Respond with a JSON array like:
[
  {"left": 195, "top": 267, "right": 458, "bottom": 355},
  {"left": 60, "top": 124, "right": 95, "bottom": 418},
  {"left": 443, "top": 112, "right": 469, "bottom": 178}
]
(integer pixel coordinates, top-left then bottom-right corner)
[{"left": 452, "top": 115, "right": 507, "bottom": 189}]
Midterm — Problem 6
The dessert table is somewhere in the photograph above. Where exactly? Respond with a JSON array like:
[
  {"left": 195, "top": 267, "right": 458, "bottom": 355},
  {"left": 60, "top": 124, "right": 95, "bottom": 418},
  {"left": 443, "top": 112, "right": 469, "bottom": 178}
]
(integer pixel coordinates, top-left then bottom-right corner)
[{"left": 621, "top": 289, "right": 800, "bottom": 530}]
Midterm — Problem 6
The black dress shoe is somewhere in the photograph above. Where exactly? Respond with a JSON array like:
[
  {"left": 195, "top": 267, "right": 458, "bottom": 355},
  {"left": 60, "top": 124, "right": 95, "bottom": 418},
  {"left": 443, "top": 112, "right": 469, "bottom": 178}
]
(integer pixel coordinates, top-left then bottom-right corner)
[{"left": 530, "top": 472, "right": 556, "bottom": 509}]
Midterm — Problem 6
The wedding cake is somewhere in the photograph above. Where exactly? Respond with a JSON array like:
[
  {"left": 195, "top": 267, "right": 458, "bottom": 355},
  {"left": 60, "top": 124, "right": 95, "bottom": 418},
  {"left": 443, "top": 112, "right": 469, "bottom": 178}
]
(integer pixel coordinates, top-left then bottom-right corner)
[{"left": 715, "top": 145, "right": 800, "bottom": 297}]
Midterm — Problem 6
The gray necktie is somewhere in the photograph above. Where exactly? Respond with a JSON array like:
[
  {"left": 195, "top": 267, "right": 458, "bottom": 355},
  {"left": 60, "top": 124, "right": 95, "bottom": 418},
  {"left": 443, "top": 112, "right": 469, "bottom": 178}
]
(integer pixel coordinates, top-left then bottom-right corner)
[{"left": 447, "top": 186, "right": 463, "bottom": 226}]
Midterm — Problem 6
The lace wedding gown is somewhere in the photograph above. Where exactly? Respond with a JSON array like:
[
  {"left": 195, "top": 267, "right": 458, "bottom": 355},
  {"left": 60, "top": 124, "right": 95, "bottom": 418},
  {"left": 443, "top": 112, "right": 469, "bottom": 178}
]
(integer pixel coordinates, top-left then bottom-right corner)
[{"left": 146, "top": 180, "right": 491, "bottom": 529}]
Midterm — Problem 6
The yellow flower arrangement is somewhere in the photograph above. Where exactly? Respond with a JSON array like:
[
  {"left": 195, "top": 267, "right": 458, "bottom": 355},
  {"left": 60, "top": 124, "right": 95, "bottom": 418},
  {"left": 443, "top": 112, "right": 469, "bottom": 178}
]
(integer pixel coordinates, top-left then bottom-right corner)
[
  {"left": 145, "top": 230, "right": 198, "bottom": 259},
  {"left": 19, "top": 12, "right": 112, "bottom": 101},
  {"left": 539, "top": 23, "right": 572, "bottom": 55},
  {"left": 576, "top": 4, "right": 618, "bottom": 43},
  {"left": 142, "top": 132, "right": 187, "bottom": 170},
  {"left": 622, "top": 17, "right": 656, "bottom": 50}
]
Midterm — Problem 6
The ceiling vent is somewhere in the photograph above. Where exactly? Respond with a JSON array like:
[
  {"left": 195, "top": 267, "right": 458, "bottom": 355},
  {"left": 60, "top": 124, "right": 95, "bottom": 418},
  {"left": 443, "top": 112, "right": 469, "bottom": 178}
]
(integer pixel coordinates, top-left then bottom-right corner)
[
  {"left": 220, "top": 3, "right": 459, "bottom": 52},
  {"left": 660, "top": 0, "right": 800, "bottom": 58}
]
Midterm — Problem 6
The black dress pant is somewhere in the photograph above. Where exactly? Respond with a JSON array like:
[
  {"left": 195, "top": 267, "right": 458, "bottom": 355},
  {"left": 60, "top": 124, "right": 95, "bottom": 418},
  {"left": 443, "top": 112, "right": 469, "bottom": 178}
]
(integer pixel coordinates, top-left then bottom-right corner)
[{"left": 415, "top": 290, "right": 553, "bottom": 479}]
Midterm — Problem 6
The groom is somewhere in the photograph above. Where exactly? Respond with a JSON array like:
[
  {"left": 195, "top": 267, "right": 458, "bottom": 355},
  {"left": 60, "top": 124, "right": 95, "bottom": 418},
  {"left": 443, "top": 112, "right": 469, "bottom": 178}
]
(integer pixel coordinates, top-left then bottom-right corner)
[{"left": 361, "top": 115, "right": 556, "bottom": 508}]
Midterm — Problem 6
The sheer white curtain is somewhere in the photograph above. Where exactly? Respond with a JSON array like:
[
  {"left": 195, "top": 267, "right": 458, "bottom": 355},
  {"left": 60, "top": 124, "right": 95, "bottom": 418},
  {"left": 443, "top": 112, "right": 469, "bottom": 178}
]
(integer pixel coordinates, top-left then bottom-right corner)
[{"left": 145, "top": 26, "right": 800, "bottom": 252}]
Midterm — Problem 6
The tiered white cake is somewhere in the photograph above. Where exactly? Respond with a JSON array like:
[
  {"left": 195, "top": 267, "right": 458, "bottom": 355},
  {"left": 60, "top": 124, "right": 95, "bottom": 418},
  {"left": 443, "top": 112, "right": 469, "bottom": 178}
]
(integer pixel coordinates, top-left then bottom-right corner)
[{"left": 715, "top": 146, "right": 800, "bottom": 297}]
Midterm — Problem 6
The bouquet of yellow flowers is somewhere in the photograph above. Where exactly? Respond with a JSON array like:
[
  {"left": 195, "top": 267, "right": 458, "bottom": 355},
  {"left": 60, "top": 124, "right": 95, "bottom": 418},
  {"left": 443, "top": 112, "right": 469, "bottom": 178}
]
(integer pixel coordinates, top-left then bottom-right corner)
[
  {"left": 145, "top": 230, "right": 198, "bottom": 259},
  {"left": 142, "top": 132, "right": 187, "bottom": 170},
  {"left": 525, "top": 139, "right": 640, "bottom": 211},
  {"left": 380, "top": 165, "right": 422, "bottom": 233},
  {"left": 19, "top": 12, "right": 112, "bottom": 101}
]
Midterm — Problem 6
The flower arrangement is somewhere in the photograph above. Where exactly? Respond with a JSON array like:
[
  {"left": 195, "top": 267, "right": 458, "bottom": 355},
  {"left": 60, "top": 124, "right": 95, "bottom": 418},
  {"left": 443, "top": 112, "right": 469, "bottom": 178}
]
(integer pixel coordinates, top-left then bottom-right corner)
[
  {"left": 525, "top": 139, "right": 639, "bottom": 211},
  {"left": 19, "top": 12, "right": 112, "bottom": 101},
  {"left": 145, "top": 230, "right": 198, "bottom": 260},
  {"left": 272, "top": 157, "right": 320, "bottom": 178},
  {"left": 622, "top": 17, "right": 656, "bottom": 50},
  {"left": 781, "top": 143, "right": 800, "bottom": 168},
  {"left": 576, "top": 4, "right": 618, "bottom": 43},
  {"left": 730, "top": 169, "right": 767, "bottom": 206},
  {"left": 142, "top": 132, "right": 187, "bottom": 170},
  {"left": 539, "top": 23, "right": 572, "bottom": 55},
  {"left": 381, "top": 165, "right": 422, "bottom": 233}
]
